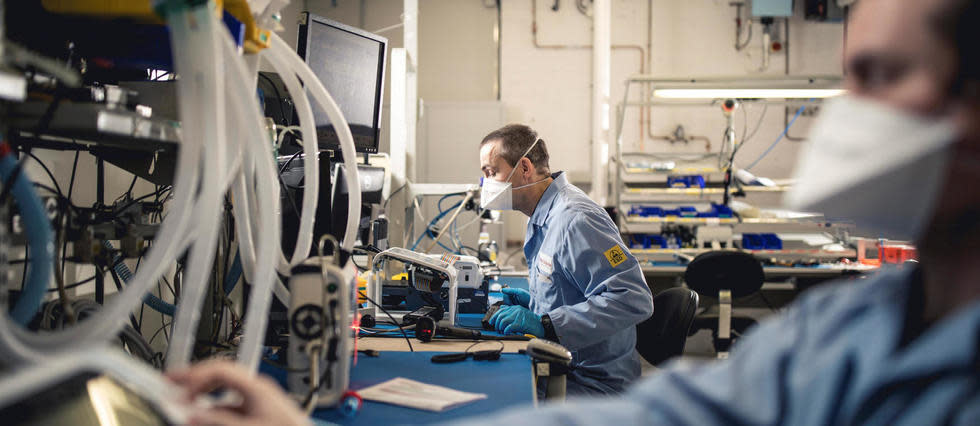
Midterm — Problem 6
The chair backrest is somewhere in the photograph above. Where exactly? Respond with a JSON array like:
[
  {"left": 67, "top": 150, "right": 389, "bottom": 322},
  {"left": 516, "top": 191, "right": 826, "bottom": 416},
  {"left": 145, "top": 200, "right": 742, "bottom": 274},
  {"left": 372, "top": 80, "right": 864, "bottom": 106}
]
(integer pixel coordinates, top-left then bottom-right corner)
[
  {"left": 635, "top": 287, "right": 700, "bottom": 366},
  {"left": 683, "top": 251, "right": 764, "bottom": 299}
]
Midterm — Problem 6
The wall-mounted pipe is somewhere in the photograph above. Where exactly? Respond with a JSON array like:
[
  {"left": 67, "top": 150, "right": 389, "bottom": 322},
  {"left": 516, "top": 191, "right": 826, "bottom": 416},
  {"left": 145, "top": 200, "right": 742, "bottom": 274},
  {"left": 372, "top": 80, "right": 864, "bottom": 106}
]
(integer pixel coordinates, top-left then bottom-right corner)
[{"left": 530, "top": 0, "right": 649, "bottom": 145}]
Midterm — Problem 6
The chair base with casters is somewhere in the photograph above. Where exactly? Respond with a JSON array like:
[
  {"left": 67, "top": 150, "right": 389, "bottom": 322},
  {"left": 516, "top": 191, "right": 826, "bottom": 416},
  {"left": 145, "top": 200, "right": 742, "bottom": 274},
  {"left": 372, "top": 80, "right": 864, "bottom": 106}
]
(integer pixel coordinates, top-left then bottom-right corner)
[
  {"left": 690, "top": 306, "right": 759, "bottom": 358},
  {"left": 635, "top": 287, "right": 700, "bottom": 366},
  {"left": 683, "top": 251, "right": 765, "bottom": 359}
]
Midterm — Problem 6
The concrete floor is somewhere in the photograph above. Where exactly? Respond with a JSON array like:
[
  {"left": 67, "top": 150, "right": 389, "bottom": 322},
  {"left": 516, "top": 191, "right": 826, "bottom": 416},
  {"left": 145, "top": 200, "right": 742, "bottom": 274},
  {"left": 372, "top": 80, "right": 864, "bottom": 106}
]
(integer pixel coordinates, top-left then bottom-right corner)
[{"left": 640, "top": 307, "right": 782, "bottom": 376}]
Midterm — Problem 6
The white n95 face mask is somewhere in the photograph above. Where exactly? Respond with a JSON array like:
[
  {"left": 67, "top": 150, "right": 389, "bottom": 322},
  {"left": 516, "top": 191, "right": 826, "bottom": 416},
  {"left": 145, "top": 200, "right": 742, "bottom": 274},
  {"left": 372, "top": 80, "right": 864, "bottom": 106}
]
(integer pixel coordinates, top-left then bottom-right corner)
[
  {"left": 480, "top": 138, "right": 547, "bottom": 211},
  {"left": 785, "top": 96, "right": 959, "bottom": 241}
]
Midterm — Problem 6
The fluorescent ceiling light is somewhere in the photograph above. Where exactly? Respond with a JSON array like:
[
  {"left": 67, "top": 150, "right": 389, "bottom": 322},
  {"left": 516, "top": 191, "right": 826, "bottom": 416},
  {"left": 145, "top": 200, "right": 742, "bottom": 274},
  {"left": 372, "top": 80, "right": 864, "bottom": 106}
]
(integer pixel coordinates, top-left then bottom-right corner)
[{"left": 652, "top": 88, "right": 846, "bottom": 99}]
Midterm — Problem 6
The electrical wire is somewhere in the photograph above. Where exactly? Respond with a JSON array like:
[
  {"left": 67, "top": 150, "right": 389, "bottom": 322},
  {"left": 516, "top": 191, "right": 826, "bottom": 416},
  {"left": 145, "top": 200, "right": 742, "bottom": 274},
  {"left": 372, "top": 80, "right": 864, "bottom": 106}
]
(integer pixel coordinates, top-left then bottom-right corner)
[
  {"left": 465, "top": 340, "right": 505, "bottom": 355},
  {"left": 62, "top": 151, "right": 79, "bottom": 280},
  {"left": 359, "top": 324, "right": 417, "bottom": 335},
  {"left": 110, "top": 186, "right": 173, "bottom": 217},
  {"left": 45, "top": 274, "right": 97, "bottom": 292},
  {"left": 358, "top": 290, "right": 413, "bottom": 352},
  {"left": 742, "top": 104, "right": 807, "bottom": 171},
  {"left": 741, "top": 103, "right": 769, "bottom": 145},
  {"left": 21, "top": 151, "right": 65, "bottom": 198},
  {"left": 410, "top": 198, "right": 464, "bottom": 251},
  {"left": 148, "top": 321, "right": 172, "bottom": 348},
  {"left": 382, "top": 183, "right": 408, "bottom": 210}
]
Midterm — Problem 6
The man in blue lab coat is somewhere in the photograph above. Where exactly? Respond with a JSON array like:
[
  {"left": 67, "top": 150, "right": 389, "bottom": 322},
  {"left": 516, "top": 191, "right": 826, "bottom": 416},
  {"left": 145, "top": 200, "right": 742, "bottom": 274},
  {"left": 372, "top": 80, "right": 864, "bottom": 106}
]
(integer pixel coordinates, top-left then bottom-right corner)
[{"left": 479, "top": 124, "right": 654, "bottom": 396}]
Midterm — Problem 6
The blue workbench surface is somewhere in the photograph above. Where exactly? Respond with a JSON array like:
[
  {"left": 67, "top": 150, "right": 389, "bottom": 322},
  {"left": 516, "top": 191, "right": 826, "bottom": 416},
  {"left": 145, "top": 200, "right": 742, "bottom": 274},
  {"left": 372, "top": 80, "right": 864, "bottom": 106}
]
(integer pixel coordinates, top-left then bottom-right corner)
[
  {"left": 288, "top": 351, "right": 534, "bottom": 425},
  {"left": 362, "top": 313, "right": 534, "bottom": 340}
]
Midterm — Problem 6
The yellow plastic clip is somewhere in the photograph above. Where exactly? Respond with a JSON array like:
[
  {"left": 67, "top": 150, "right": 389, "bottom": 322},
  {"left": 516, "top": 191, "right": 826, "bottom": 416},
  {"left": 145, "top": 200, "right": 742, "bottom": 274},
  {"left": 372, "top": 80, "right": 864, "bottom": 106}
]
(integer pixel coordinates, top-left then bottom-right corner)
[{"left": 223, "top": 0, "right": 271, "bottom": 53}]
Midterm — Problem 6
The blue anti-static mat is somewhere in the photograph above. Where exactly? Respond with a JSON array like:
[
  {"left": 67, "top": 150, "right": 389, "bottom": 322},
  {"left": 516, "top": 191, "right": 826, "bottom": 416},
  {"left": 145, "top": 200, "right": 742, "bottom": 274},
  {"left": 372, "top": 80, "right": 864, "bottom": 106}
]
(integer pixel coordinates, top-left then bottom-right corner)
[
  {"left": 362, "top": 313, "right": 509, "bottom": 339},
  {"left": 262, "top": 351, "right": 535, "bottom": 425}
]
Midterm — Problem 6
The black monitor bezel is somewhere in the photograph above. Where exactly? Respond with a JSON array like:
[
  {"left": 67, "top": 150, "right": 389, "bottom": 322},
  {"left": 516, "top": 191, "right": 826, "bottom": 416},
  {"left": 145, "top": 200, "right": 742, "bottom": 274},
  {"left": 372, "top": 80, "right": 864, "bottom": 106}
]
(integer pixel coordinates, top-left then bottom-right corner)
[{"left": 297, "top": 12, "right": 387, "bottom": 154}]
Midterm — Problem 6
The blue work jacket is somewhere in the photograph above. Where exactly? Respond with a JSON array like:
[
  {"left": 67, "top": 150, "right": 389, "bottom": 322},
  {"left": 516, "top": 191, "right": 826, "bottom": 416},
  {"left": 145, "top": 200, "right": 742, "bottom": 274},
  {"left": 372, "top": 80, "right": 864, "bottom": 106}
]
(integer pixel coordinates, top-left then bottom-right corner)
[
  {"left": 524, "top": 172, "right": 654, "bottom": 395},
  {"left": 458, "top": 265, "right": 980, "bottom": 425}
]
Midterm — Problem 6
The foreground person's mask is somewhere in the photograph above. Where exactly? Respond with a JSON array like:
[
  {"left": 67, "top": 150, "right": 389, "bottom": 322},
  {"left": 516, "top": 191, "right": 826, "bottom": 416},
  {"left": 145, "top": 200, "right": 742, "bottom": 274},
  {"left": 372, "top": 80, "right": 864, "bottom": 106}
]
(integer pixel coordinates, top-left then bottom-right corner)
[{"left": 785, "top": 96, "right": 959, "bottom": 241}]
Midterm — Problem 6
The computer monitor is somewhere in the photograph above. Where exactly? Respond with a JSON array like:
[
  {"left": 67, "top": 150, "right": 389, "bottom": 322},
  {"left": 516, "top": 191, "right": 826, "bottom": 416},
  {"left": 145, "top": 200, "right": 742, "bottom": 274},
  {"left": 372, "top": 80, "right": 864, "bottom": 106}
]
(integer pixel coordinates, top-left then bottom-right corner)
[{"left": 297, "top": 13, "right": 388, "bottom": 154}]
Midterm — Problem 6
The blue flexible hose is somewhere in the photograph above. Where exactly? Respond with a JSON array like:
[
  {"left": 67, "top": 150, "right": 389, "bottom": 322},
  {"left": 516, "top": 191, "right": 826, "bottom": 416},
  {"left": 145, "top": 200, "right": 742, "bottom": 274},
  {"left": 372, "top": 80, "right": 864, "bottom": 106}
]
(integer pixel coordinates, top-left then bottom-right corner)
[
  {"left": 410, "top": 200, "right": 462, "bottom": 251},
  {"left": 103, "top": 241, "right": 242, "bottom": 317},
  {"left": 1, "top": 153, "right": 54, "bottom": 325}
]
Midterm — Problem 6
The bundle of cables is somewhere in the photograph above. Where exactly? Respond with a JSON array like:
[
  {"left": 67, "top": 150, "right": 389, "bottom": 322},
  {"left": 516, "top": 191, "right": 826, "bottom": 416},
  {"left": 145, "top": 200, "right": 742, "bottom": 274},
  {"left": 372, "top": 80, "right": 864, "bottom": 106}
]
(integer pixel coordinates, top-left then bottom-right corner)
[
  {"left": 0, "top": 0, "right": 363, "bottom": 377},
  {"left": 410, "top": 192, "right": 482, "bottom": 254}
]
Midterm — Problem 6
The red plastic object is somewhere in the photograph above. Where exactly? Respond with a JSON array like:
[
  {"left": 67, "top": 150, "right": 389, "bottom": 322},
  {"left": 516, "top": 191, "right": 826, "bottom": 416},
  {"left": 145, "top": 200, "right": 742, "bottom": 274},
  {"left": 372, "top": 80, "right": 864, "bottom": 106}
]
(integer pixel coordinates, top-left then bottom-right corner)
[{"left": 880, "top": 244, "right": 918, "bottom": 264}]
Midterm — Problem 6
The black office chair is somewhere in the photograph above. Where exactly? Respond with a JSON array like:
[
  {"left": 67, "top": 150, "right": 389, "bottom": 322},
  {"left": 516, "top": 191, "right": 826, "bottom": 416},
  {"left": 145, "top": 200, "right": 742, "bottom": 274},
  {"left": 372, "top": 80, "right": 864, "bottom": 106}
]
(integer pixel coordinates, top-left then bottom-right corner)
[
  {"left": 635, "top": 287, "right": 700, "bottom": 366},
  {"left": 684, "top": 251, "right": 764, "bottom": 359}
]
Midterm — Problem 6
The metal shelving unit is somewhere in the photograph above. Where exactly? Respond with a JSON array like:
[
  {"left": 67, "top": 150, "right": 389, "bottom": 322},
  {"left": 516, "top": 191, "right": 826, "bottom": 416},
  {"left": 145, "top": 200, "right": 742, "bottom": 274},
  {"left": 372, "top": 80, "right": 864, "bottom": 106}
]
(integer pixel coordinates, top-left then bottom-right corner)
[{"left": 611, "top": 75, "right": 853, "bottom": 267}]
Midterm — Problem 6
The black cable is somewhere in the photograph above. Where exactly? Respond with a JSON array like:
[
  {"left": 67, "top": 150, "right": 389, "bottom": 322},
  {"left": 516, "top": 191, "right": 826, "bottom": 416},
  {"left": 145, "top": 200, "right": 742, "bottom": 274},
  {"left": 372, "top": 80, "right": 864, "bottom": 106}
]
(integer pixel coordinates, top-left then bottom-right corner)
[
  {"left": 358, "top": 290, "right": 413, "bottom": 352},
  {"left": 278, "top": 174, "right": 302, "bottom": 221},
  {"left": 431, "top": 335, "right": 531, "bottom": 342},
  {"left": 46, "top": 274, "right": 97, "bottom": 292},
  {"left": 459, "top": 245, "right": 481, "bottom": 257},
  {"left": 137, "top": 295, "right": 145, "bottom": 332},
  {"left": 119, "top": 324, "right": 157, "bottom": 366},
  {"left": 62, "top": 151, "right": 79, "bottom": 280},
  {"left": 382, "top": 183, "right": 408, "bottom": 210},
  {"left": 124, "top": 175, "right": 139, "bottom": 200},
  {"left": 353, "top": 245, "right": 382, "bottom": 254},
  {"left": 277, "top": 150, "right": 304, "bottom": 175},
  {"left": 465, "top": 340, "right": 505, "bottom": 355},
  {"left": 21, "top": 151, "right": 65, "bottom": 198},
  {"left": 161, "top": 275, "right": 176, "bottom": 299},
  {"left": 107, "top": 265, "right": 141, "bottom": 331},
  {"left": 349, "top": 246, "right": 382, "bottom": 271},
  {"left": 111, "top": 186, "right": 172, "bottom": 216},
  {"left": 302, "top": 367, "right": 333, "bottom": 409},
  {"left": 148, "top": 321, "right": 172, "bottom": 347},
  {"left": 34, "top": 86, "right": 64, "bottom": 136},
  {"left": 31, "top": 183, "right": 83, "bottom": 214}
]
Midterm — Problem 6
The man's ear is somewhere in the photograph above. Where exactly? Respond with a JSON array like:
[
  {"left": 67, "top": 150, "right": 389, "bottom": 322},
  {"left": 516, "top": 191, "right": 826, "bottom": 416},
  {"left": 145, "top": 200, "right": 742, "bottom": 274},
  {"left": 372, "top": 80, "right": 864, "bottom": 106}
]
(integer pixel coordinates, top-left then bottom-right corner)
[{"left": 521, "top": 157, "right": 532, "bottom": 177}]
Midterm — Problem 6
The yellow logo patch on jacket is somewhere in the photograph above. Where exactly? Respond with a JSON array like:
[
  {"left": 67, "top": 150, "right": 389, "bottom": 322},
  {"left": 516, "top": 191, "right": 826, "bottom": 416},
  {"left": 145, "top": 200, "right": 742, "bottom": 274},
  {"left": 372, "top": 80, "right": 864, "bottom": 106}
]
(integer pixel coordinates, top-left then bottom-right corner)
[{"left": 604, "top": 245, "right": 627, "bottom": 268}]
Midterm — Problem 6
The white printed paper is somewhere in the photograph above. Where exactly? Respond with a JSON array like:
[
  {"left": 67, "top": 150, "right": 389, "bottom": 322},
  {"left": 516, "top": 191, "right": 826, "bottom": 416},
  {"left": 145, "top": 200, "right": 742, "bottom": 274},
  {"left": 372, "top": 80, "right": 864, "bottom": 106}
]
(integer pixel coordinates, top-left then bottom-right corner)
[{"left": 356, "top": 377, "right": 487, "bottom": 412}]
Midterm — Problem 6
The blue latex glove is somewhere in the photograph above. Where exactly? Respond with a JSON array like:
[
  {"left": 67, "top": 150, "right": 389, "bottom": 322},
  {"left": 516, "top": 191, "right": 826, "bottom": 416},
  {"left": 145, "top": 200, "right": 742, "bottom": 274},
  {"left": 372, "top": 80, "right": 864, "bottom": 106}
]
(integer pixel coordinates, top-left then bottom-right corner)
[
  {"left": 500, "top": 287, "right": 531, "bottom": 308},
  {"left": 488, "top": 305, "right": 545, "bottom": 337}
]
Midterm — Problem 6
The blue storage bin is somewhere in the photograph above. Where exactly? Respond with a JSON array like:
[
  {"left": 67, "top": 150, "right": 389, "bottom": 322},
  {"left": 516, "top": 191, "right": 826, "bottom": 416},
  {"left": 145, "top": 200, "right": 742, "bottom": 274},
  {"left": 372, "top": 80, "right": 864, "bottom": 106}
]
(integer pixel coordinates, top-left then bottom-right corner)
[
  {"left": 629, "top": 233, "right": 647, "bottom": 249},
  {"left": 712, "top": 203, "right": 734, "bottom": 218},
  {"left": 629, "top": 205, "right": 664, "bottom": 217},
  {"left": 667, "top": 176, "right": 688, "bottom": 188},
  {"left": 667, "top": 175, "right": 706, "bottom": 188},
  {"left": 629, "top": 234, "right": 667, "bottom": 249},
  {"left": 761, "top": 233, "right": 782, "bottom": 250},
  {"left": 742, "top": 233, "right": 765, "bottom": 250}
]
